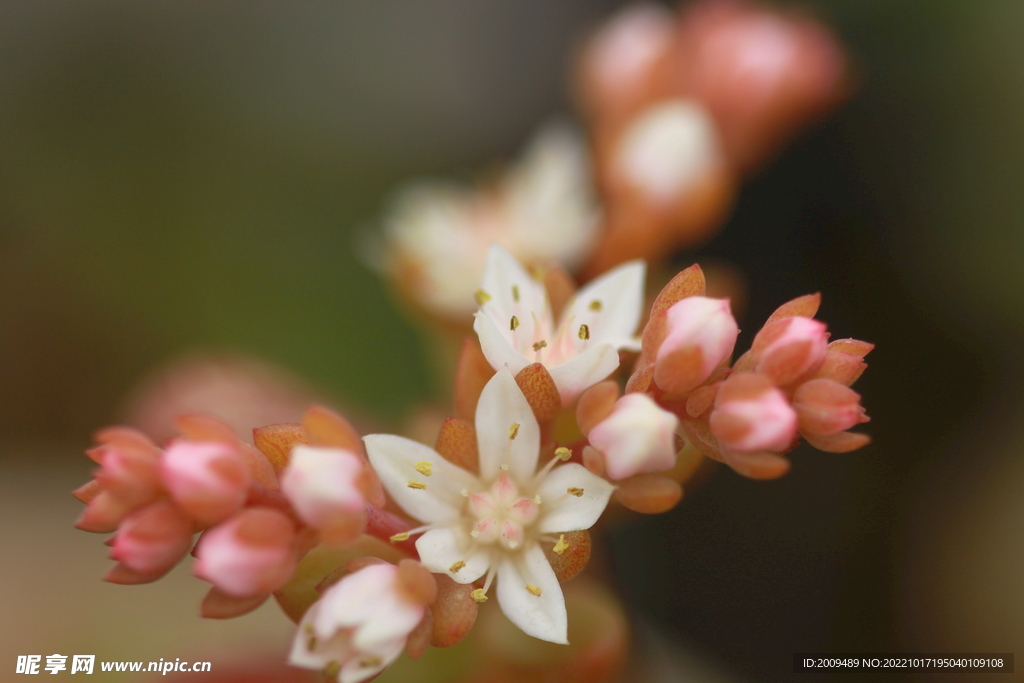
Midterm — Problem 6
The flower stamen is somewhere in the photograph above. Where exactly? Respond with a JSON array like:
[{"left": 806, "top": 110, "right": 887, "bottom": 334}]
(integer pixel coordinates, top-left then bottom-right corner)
[{"left": 552, "top": 534, "right": 569, "bottom": 555}]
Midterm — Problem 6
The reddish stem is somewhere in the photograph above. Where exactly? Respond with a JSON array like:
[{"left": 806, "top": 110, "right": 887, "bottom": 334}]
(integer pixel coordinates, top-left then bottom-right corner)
[{"left": 364, "top": 504, "right": 418, "bottom": 558}]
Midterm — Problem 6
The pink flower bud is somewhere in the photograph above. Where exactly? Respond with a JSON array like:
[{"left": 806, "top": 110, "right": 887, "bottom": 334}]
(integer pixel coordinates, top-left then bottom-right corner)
[
  {"left": 161, "top": 440, "right": 250, "bottom": 526},
  {"left": 579, "top": 4, "right": 675, "bottom": 118},
  {"left": 683, "top": 0, "right": 847, "bottom": 170},
  {"left": 709, "top": 373, "right": 796, "bottom": 453},
  {"left": 281, "top": 445, "right": 367, "bottom": 544},
  {"left": 93, "top": 442, "right": 163, "bottom": 510},
  {"left": 109, "top": 500, "right": 193, "bottom": 579},
  {"left": 654, "top": 296, "right": 739, "bottom": 394},
  {"left": 588, "top": 393, "right": 679, "bottom": 480},
  {"left": 792, "top": 378, "right": 868, "bottom": 436},
  {"left": 75, "top": 491, "right": 132, "bottom": 534},
  {"left": 752, "top": 316, "right": 828, "bottom": 386},
  {"left": 193, "top": 508, "right": 297, "bottom": 598},
  {"left": 815, "top": 338, "right": 873, "bottom": 386}
]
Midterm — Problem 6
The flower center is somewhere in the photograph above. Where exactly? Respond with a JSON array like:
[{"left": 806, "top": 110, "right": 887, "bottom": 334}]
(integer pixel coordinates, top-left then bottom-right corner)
[{"left": 466, "top": 471, "right": 539, "bottom": 551}]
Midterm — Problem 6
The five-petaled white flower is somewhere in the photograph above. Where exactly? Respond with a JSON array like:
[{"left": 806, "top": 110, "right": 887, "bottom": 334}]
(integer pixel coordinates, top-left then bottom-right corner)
[
  {"left": 473, "top": 244, "right": 645, "bottom": 403},
  {"left": 364, "top": 368, "right": 615, "bottom": 644}
]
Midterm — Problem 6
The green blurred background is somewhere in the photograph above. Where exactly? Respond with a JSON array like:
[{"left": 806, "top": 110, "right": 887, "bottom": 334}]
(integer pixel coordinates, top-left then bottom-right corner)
[{"left": 2, "top": 1, "right": 1023, "bottom": 681}]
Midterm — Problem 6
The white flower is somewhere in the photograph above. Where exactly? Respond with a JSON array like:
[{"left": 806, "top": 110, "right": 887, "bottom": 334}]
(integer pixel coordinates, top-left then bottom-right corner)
[
  {"left": 364, "top": 368, "right": 615, "bottom": 644},
  {"left": 378, "top": 124, "right": 600, "bottom": 320},
  {"left": 473, "top": 245, "right": 645, "bottom": 403},
  {"left": 588, "top": 393, "right": 680, "bottom": 481},
  {"left": 289, "top": 563, "right": 425, "bottom": 683}
]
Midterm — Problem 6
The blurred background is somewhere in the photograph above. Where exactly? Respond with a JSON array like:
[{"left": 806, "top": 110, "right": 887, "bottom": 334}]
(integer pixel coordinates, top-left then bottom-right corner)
[{"left": 1, "top": 0, "right": 1022, "bottom": 681}]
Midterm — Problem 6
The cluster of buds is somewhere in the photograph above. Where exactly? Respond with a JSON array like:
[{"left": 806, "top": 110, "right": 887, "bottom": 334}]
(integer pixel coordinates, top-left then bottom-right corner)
[
  {"left": 74, "top": 409, "right": 399, "bottom": 616},
  {"left": 618, "top": 264, "right": 871, "bottom": 479},
  {"left": 577, "top": 0, "right": 848, "bottom": 276}
]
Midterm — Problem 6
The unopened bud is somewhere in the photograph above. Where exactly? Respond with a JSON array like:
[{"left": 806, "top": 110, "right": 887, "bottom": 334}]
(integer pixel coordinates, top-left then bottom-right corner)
[
  {"left": 589, "top": 393, "right": 679, "bottom": 480},
  {"left": 709, "top": 373, "right": 796, "bottom": 453},
  {"left": 193, "top": 508, "right": 297, "bottom": 597},
  {"left": 579, "top": 4, "right": 675, "bottom": 115},
  {"left": 161, "top": 440, "right": 250, "bottom": 526},
  {"left": 109, "top": 500, "right": 193, "bottom": 579},
  {"left": 654, "top": 296, "right": 739, "bottom": 394},
  {"left": 752, "top": 316, "right": 828, "bottom": 386},
  {"left": 280, "top": 445, "right": 367, "bottom": 542},
  {"left": 792, "top": 378, "right": 868, "bottom": 436}
]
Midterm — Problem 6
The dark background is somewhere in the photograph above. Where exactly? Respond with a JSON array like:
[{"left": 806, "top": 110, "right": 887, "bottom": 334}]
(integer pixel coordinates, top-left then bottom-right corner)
[{"left": 1, "top": 1, "right": 1022, "bottom": 681}]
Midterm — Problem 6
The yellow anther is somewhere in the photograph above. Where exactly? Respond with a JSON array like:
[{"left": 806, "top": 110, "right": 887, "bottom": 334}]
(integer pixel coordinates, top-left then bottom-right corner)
[
  {"left": 578, "top": 323, "right": 590, "bottom": 340},
  {"left": 407, "top": 481, "right": 427, "bottom": 490},
  {"left": 526, "top": 584, "right": 542, "bottom": 597},
  {"left": 555, "top": 446, "right": 572, "bottom": 461},
  {"left": 460, "top": 488, "right": 470, "bottom": 497},
  {"left": 500, "top": 463, "right": 509, "bottom": 471},
  {"left": 567, "top": 487, "right": 584, "bottom": 497},
  {"left": 307, "top": 636, "right": 318, "bottom": 651},
  {"left": 508, "top": 540, "right": 519, "bottom": 549},
  {"left": 552, "top": 534, "right": 569, "bottom": 555},
  {"left": 510, "top": 315, "right": 520, "bottom": 331},
  {"left": 323, "top": 661, "right": 337, "bottom": 678},
  {"left": 471, "top": 589, "right": 488, "bottom": 603},
  {"left": 589, "top": 300, "right": 602, "bottom": 311},
  {"left": 389, "top": 532, "right": 410, "bottom": 543},
  {"left": 470, "top": 529, "right": 480, "bottom": 538},
  {"left": 475, "top": 289, "right": 491, "bottom": 306},
  {"left": 509, "top": 423, "right": 520, "bottom": 440},
  {"left": 449, "top": 561, "right": 466, "bottom": 574},
  {"left": 358, "top": 656, "right": 381, "bottom": 668},
  {"left": 414, "top": 461, "right": 433, "bottom": 477},
  {"left": 512, "top": 284, "right": 520, "bottom": 302},
  {"left": 533, "top": 340, "right": 547, "bottom": 351},
  {"left": 534, "top": 494, "right": 542, "bottom": 505}
]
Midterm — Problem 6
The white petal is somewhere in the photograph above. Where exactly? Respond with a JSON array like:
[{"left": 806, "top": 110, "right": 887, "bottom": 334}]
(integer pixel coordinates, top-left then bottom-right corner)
[
  {"left": 416, "top": 527, "right": 492, "bottom": 584},
  {"left": 495, "top": 543, "right": 567, "bottom": 644},
  {"left": 316, "top": 565, "right": 395, "bottom": 633},
  {"left": 339, "top": 637, "right": 405, "bottom": 683},
  {"left": 289, "top": 602, "right": 352, "bottom": 669},
  {"left": 547, "top": 343, "right": 620, "bottom": 403},
  {"left": 562, "top": 259, "right": 645, "bottom": 349},
  {"left": 364, "top": 435, "right": 478, "bottom": 524},
  {"left": 353, "top": 594, "right": 424, "bottom": 653},
  {"left": 475, "top": 367, "right": 540, "bottom": 483},
  {"left": 479, "top": 244, "right": 549, "bottom": 322},
  {"left": 537, "top": 463, "right": 615, "bottom": 533},
  {"left": 473, "top": 311, "right": 530, "bottom": 376}
]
